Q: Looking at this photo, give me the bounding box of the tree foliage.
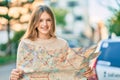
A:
[52,7,68,27]
[97,0,120,36]
[107,11,120,36]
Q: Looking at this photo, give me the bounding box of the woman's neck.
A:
[38,34,51,39]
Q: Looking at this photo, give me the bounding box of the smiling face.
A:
[23,5,56,40]
[37,11,53,38]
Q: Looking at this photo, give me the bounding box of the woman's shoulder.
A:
[18,38,37,50]
[19,38,34,45]
[56,37,68,43]
[54,37,69,47]
[54,37,69,50]
[20,38,30,43]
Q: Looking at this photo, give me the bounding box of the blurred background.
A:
[0,0,120,80]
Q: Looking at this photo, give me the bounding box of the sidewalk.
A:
[0,63,16,80]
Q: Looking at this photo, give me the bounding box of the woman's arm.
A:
[66,45,99,79]
[10,40,25,80]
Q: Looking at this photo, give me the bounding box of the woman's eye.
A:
[39,19,52,22]
[47,19,52,21]
[39,19,43,22]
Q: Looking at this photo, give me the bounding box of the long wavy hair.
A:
[22,5,56,41]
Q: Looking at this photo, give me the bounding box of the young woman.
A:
[10,5,96,80]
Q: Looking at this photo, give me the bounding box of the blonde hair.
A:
[22,5,56,41]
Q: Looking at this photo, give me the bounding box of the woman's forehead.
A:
[40,11,52,19]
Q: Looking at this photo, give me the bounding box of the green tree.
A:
[107,11,120,36]
[52,7,68,28]
[97,0,120,36]
[10,30,25,54]
[0,0,33,55]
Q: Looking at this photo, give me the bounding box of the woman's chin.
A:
[40,31,50,35]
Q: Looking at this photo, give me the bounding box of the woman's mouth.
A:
[41,26,48,30]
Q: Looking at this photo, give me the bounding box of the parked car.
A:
[94,38,120,80]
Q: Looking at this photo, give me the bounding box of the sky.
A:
[89,0,118,23]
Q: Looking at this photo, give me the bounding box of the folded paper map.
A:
[17,41,99,80]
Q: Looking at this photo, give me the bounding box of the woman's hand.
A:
[10,68,24,80]
[83,67,97,80]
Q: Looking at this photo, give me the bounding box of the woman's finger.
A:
[83,67,94,78]
[10,75,19,79]
[11,70,19,75]
[84,67,92,74]
[10,69,23,80]
[17,68,24,74]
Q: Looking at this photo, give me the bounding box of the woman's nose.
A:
[43,20,47,26]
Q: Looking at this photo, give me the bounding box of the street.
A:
[0,63,16,80]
